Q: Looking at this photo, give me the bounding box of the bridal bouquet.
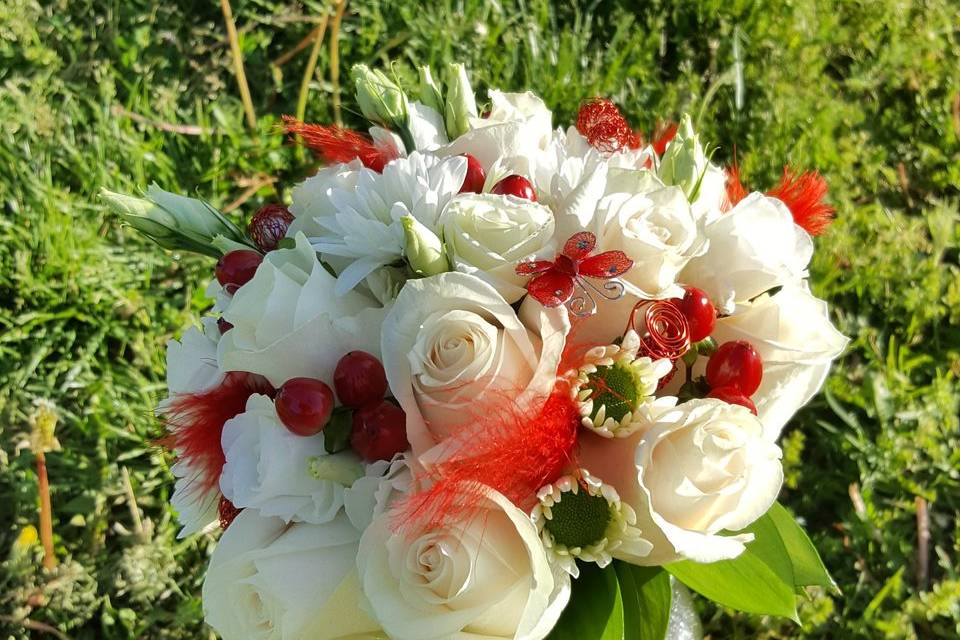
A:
[102,61,847,640]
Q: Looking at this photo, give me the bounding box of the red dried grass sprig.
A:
[767,167,835,236]
[281,116,397,172]
[651,121,678,155]
[159,371,274,493]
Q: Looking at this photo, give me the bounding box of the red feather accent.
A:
[767,167,835,236]
[651,121,678,155]
[281,116,397,172]
[395,382,580,534]
[159,372,274,494]
[725,164,749,209]
[576,98,642,153]
[579,251,633,279]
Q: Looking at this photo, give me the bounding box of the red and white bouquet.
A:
[103,61,847,640]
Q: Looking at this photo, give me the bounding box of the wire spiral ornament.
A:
[627,300,691,361]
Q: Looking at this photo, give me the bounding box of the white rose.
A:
[711,282,848,435]
[380,272,568,459]
[442,90,552,171]
[219,394,363,524]
[203,509,380,640]
[160,318,224,538]
[218,233,386,387]
[579,398,783,564]
[357,484,570,640]
[440,193,556,302]
[595,185,706,299]
[680,192,813,313]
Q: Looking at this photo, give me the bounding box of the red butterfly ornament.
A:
[516,232,633,316]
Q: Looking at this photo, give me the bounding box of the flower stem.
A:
[220,0,258,134]
[329,0,348,127]
[36,451,55,570]
[295,8,332,162]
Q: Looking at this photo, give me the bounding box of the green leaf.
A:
[666,547,799,621]
[740,508,796,589]
[615,563,671,640]
[548,563,624,640]
[323,407,353,454]
[765,503,835,589]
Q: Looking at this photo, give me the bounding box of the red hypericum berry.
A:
[215,250,263,294]
[218,496,242,530]
[350,400,409,462]
[490,175,537,201]
[458,154,486,194]
[707,385,758,415]
[706,340,763,396]
[217,317,233,334]
[334,351,388,409]
[275,377,335,436]
[675,286,716,342]
[248,203,294,252]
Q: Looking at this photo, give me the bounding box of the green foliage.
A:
[0,0,958,638]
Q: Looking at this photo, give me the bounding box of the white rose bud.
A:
[401,214,449,276]
[443,62,478,139]
[101,183,251,258]
[352,64,413,150]
[417,64,444,114]
[440,193,555,302]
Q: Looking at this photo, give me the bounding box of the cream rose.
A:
[203,509,380,640]
[680,192,813,313]
[380,272,568,459]
[440,193,555,302]
[218,233,387,387]
[595,185,706,299]
[711,282,848,435]
[219,394,363,524]
[579,398,783,564]
[357,484,570,640]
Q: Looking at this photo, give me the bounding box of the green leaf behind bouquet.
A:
[548,563,671,640]
[665,501,833,623]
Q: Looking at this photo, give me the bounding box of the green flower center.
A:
[544,489,612,549]
[585,361,642,423]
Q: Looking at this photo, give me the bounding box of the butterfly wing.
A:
[562,232,596,260]
[515,260,555,276]
[578,250,634,279]
[526,271,575,307]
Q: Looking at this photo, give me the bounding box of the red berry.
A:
[275,377,335,436]
[218,496,242,530]
[490,174,537,201]
[458,154,486,194]
[675,286,716,342]
[334,351,388,408]
[215,250,263,294]
[217,317,233,334]
[248,203,294,252]
[707,385,758,415]
[706,340,763,396]
[350,400,409,462]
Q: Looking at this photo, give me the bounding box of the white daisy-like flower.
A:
[569,329,675,438]
[531,468,651,577]
[306,152,467,295]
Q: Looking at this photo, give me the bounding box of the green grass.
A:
[1,0,958,637]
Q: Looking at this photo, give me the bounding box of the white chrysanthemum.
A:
[569,330,675,438]
[531,469,651,578]
[305,152,467,294]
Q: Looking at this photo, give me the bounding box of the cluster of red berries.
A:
[705,341,763,415]
[671,286,763,415]
[274,352,409,463]
[457,153,537,201]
